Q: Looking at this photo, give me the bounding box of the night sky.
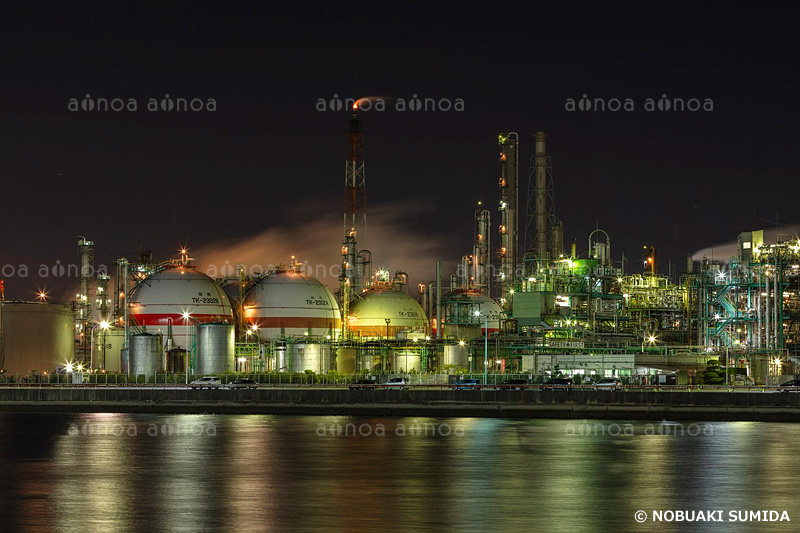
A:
[1,2,798,299]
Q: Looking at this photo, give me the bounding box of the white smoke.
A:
[691,225,800,263]
[193,200,451,291]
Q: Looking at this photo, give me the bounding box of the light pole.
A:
[182,311,193,384]
[384,318,391,373]
[99,320,110,371]
[475,310,488,385]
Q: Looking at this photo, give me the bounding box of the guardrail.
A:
[0,383,787,392]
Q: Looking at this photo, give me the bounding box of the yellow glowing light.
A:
[99,320,110,330]
[458,340,466,346]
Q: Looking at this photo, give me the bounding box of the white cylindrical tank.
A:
[195,323,234,374]
[442,344,470,369]
[244,268,341,340]
[393,352,420,372]
[0,301,75,374]
[130,333,163,375]
[286,342,332,373]
[348,287,428,338]
[129,264,234,352]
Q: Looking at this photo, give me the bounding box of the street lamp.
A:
[475,310,489,385]
[384,318,391,372]
[99,320,110,371]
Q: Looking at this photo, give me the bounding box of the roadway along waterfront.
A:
[2,386,800,421]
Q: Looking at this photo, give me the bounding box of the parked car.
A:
[540,378,573,391]
[383,377,409,390]
[778,379,800,392]
[189,376,222,389]
[592,378,622,391]
[452,379,481,390]
[497,379,528,391]
[226,378,258,390]
[349,379,377,390]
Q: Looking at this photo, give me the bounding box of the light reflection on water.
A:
[0,414,798,532]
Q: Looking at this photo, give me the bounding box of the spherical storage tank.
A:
[348,287,428,338]
[244,268,341,339]
[0,301,74,374]
[442,290,504,338]
[129,265,234,353]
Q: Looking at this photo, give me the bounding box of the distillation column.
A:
[473,206,491,295]
[498,132,519,306]
[76,237,94,363]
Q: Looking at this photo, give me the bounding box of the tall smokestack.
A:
[533,132,548,257]
[436,261,443,339]
[340,102,366,309]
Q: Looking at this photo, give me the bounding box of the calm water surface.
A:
[0,413,798,532]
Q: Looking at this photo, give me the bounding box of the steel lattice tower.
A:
[340,104,366,332]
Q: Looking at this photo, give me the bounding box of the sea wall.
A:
[2,387,800,421]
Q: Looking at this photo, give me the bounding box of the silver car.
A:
[189,376,222,389]
[383,377,409,390]
[592,378,622,391]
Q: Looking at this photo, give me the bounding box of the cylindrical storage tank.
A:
[360,344,384,372]
[195,323,234,375]
[166,348,187,373]
[360,354,381,372]
[348,287,428,339]
[275,342,288,372]
[130,333,163,375]
[129,264,234,353]
[244,268,341,340]
[442,344,470,369]
[121,348,129,374]
[336,347,356,373]
[287,343,331,373]
[393,352,420,373]
[0,301,75,375]
[91,327,125,373]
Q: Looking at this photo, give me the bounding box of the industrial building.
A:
[1,104,796,385]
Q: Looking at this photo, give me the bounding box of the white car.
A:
[189,376,222,389]
[592,378,622,391]
[383,377,409,390]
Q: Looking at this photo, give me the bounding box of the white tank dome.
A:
[129,264,234,351]
[243,269,341,339]
[348,287,428,338]
[442,290,505,334]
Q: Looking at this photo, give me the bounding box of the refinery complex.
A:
[1,102,798,385]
